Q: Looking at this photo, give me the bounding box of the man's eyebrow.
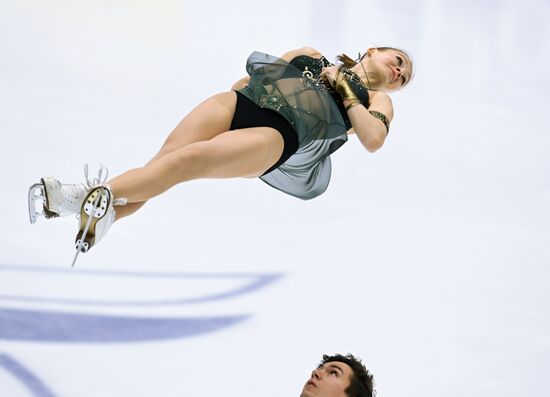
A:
[325,363,344,373]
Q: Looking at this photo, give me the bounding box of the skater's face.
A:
[360,48,413,92]
[300,361,354,397]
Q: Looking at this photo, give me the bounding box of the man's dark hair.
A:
[320,353,375,397]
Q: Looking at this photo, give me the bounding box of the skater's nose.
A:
[311,368,321,380]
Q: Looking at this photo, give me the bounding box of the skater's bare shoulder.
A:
[280,46,323,62]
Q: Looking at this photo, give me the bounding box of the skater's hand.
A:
[320,66,340,87]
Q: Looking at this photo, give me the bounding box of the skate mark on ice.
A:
[0,353,57,397]
[0,307,248,342]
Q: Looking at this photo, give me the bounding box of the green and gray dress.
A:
[238,52,370,200]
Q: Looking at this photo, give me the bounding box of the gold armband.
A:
[369,110,390,133]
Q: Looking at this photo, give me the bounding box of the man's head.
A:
[300,354,375,397]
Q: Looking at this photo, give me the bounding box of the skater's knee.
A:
[158,145,205,177]
[153,139,186,161]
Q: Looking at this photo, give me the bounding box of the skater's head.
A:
[300,354,375,397]
[337,47,413,93]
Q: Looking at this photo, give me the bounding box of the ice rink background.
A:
[1,0,549,396]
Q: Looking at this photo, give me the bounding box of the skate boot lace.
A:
[84,163,109,188]
[83,163,127,206]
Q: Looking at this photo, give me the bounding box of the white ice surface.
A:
[1,1,549,396]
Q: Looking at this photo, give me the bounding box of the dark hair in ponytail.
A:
[336,53,358,69]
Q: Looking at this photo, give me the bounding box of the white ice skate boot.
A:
[72,185,127,267]
[28,178,88,223]
[28,165,109,224]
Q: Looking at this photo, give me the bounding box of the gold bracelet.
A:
[345,101,361,111]
[337,78,359,101]
[335,69,359,101]
[334,68,341,85]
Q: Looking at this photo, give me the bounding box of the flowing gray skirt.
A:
[238,52,348,200]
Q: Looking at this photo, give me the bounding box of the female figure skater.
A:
[28,46,413,260]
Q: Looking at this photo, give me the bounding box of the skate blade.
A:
[28,183,45,224]
[72,187,110,267]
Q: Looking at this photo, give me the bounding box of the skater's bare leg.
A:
[114,202,146,220]
[109,127,284,203]
[152,91,238,155]
[113,91,238,219]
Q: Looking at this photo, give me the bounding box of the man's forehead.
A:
[318,361,352,373]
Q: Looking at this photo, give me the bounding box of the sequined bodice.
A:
[288,55,370,129]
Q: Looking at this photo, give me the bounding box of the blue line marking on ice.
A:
[0,353,57,397]
[0,308,249,342]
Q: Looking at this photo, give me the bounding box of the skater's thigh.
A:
[193,127,285,178]
[151,91,237,161]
